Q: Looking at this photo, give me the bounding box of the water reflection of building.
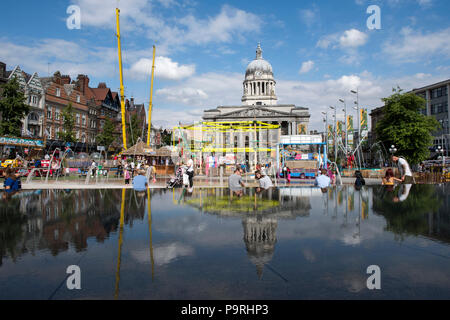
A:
[243,216,277,278]
[183,188,311,278]
[0,189,149,264]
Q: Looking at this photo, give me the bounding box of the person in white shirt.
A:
[186,156,194,188]
[255,171,273,191]
[391,155,414,184]
[315,169,331,188]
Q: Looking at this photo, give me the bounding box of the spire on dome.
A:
[256,43,262,60]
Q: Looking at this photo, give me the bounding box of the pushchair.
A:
[167,166,185,188]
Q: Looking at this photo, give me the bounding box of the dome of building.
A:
[245,43,273,77]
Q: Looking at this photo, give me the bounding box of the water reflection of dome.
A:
[243,217,277,279]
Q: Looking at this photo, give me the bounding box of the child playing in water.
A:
[124,168,131,185]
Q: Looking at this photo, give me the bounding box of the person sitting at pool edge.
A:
[3,168,21,193]
[255,170,273,191]
[315,169,331,189]
[132,170,148,191]
[382,168,402,186]
[229,168,245,190]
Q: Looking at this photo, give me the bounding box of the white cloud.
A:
[130,56,195,80]
[316,29,368,49]
[299,60,315,74]
[71,1,262,51]
[156,72,243,107]
[383,28,450,63]
[339,29,368,48]
[0,38,118,79]
[299,6,319,28]
[131,242,194,266]
[157,87,208,104]
[176,5,262,45]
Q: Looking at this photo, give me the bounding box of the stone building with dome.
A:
[200,44,311,166]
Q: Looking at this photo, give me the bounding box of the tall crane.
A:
[115,8,127,150]
[147,45,156,146]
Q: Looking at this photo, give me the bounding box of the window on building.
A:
[77,95,81,103]
[76,114,80,125]
[431,105,437,114]
[55,111,60,121]
[47,109,52,119]
[82,115,86,126]
[56,88,61,97]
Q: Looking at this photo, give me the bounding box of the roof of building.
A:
[245,44,273,77]
[411,79,450,92]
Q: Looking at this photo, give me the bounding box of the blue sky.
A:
[1,0,449,130]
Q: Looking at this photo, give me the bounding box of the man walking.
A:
[391,155,414,184]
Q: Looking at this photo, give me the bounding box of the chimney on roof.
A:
[76,74,90,94]
[98,82,107,88]
[61,74,71,85]
[130,97,134,108]
[0,62,5,78]
[53,71,62,84]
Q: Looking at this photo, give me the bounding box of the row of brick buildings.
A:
[0,61,162,152]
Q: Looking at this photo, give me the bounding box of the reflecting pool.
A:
[1,185,450,300]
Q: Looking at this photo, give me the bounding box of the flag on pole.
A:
[347,116,354,148]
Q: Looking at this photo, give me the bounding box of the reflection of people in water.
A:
[394,184,412,203]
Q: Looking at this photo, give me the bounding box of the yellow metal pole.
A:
[114,188,126,299]
[147,188,155,280]
[116,8,127,150]
[147,45,156,146]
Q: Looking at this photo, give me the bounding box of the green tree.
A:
[0,77,30,136]
[376,87,440,165]
[58,103,77,142]
[97,118,116,148]
[126,114,142,146]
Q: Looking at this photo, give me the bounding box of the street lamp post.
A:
[436,146,445,170]
[389,145,397,168]
[330,106,337,163]
[322,111,328,161]
[351,89,362,169]
[339,99,348,161]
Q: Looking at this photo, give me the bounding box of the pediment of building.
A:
[221,106,291,118]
